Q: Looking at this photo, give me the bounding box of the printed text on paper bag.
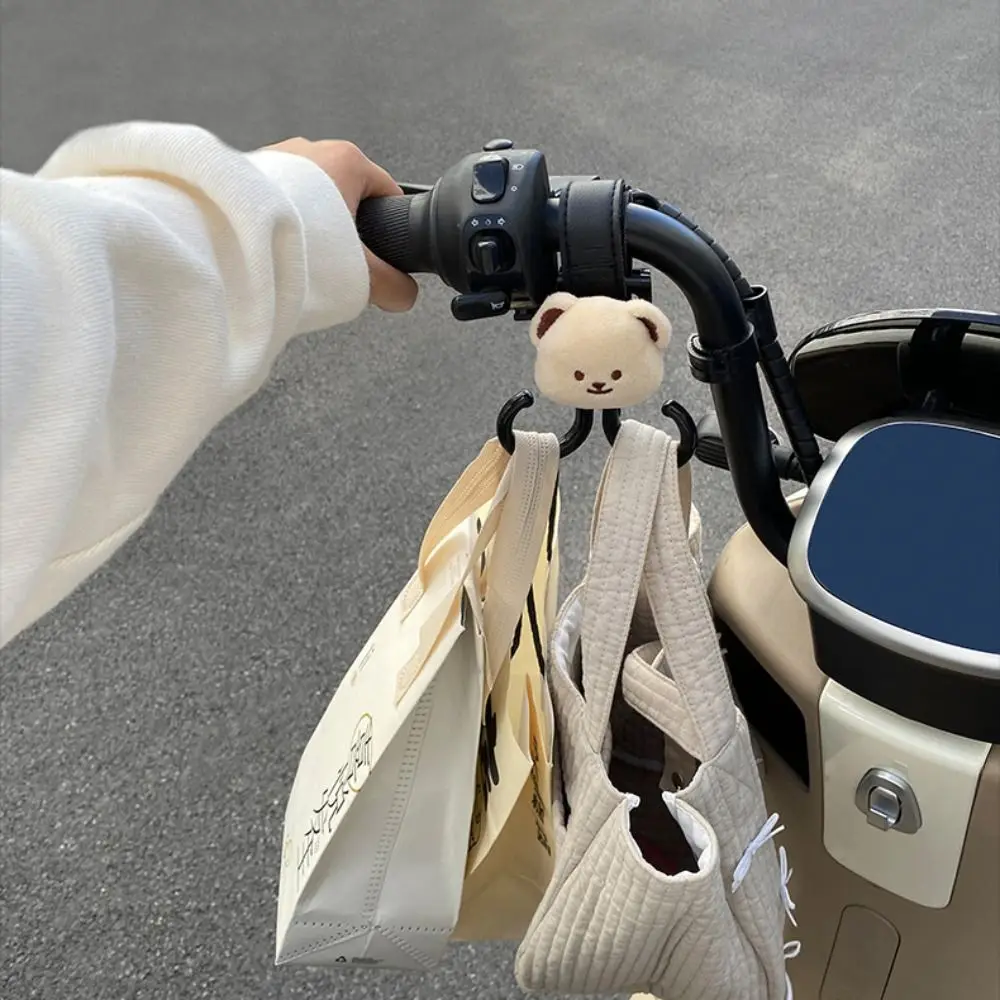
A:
[297,714,374,880]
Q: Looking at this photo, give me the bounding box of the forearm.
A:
[0,122,370,647]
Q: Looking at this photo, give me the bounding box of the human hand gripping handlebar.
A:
[356,139,823,564]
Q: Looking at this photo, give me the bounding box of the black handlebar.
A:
[354,144,814,564]
[622,205,798,561]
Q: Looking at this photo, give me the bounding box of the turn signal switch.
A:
[469,230,516,276]
[450,228,517,320]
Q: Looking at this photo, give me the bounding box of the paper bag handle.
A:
[403,439,510,612]
[479,432,560,694]
[394,432,558,702]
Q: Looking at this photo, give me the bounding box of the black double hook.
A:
[496,391,599,457]
[496,391,696,465]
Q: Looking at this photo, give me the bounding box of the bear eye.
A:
[611,369,622,380]
[574,370,585,381]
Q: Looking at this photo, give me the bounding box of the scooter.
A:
[354,139,1000,1000]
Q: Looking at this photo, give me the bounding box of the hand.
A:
[266,138,419,313]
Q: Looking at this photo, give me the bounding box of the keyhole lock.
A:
[854,768,923,834]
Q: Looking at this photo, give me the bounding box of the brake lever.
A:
[695,412,806,483]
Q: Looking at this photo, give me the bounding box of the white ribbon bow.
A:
[731,813,802,999]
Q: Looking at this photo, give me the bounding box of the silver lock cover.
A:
[855,768,923,834]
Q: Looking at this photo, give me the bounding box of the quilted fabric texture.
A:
[514,421,791,999]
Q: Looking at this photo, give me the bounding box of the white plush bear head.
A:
[529,292,672,409]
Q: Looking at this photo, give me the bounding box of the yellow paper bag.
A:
[453,490,560,940]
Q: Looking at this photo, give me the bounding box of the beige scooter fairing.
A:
[703,496,999,1000]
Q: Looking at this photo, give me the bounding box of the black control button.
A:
[472,236,501,275]
[471,154,508,203]
[482,138,514,151]
[469,230,515,275]
[451,291,510,321]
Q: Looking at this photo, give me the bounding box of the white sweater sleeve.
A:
[0,121,372,647]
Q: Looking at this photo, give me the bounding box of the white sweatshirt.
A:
[0,122,372,649]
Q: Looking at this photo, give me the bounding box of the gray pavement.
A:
[1,1,998,998]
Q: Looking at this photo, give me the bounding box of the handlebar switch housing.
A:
[434,147,556,316]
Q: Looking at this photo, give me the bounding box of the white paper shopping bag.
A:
[275,431,559,970]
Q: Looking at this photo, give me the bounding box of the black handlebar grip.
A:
[355,192,434,274]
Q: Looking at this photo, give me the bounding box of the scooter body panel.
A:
[709,512,1000,1000]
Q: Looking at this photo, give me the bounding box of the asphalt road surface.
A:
[1,1,997,998]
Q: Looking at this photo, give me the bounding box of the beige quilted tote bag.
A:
[514,420,798,999]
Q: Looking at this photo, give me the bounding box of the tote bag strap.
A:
[585,441,694,552]
[620,643,705,760]
[642,438,737,759]
[480,430,560,693]
[579,420,670,751]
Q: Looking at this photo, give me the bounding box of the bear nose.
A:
[591,381,606,390]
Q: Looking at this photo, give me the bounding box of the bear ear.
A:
[626,299,672,352]
[530,292,578,345]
